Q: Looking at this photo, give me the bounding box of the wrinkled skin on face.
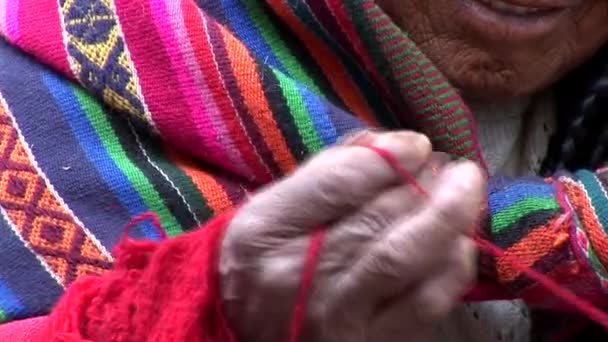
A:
[377,0,608,99]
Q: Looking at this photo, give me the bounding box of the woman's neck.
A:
[466,94,556,176]
[466,97,531,175]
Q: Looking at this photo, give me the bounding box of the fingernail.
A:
[414,134,431,153]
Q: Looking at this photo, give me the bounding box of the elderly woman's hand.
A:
[219,130,485,342]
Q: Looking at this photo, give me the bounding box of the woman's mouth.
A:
[456,0,582,43]
[475,0,557,16]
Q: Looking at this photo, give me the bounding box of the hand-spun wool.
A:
[42,211,236,342]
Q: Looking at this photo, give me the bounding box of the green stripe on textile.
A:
[377,30,400,43]
[576,170,608,231]
[74,88,183,236]
[432,82,450,93]
[244,0,322,95]
[588,248,608,278]
[348,0,480,162]
[287,0,397,126]
[128,125,213,227]
[492,197,560,234]
[272,69,323,152]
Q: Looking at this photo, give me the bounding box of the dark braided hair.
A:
[540,45,608,175]
[535,44,608,338]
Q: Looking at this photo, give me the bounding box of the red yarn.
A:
[122,211,168,240]
[288,145,608,342]
[474,238,608,329]
[288,227,326,342]
[42,145,608,342]
[43,210,237,342]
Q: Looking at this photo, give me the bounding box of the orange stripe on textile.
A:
[561,179,608,266]
[497,222,569,283]
[265,0,378,126]
[218,24,298,174]
[167,149,234,214]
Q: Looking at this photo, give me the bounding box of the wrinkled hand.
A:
[219,130,485,342]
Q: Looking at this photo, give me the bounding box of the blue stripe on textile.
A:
[0,41,150,246]
[0,215,62,320]
[41,72,159,240]
[488,181,555,214]
[220,0,287,74]
[296,83,338,146]
[0,279,25,322]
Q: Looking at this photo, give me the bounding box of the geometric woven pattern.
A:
[60,0,148,121]
[0,100,112,286]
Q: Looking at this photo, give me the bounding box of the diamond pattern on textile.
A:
[0,105,112,286]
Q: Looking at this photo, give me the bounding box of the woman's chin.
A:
[377,0,608,100]
[450,73,546,100]
[431,51,553,100]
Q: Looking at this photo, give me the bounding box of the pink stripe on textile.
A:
[114,0,212,166]
[149,0,224,159]
[0,316,48,341]
[196,8,272,182]
[15,0,71,76]
[0,0,7,37]
[159,0,252,177]
[2,0,19,42]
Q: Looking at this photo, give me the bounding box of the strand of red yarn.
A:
[289,228,326,342]
[122,212,169,240]
[288,145,608,342]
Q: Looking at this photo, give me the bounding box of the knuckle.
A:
[316,165,356,207]
[305,145,352,172]
[413,276,461,322]
[314,150,375,207]
[367,236,410,280]
[431,203,459,229]
[431,192,478,234]
[259,255,301,290]
[447,162,484,203]
[455,239,478,286]
[379,131,432,163]
[226,209,268,254]
[448,260,476,295]
[336,129,377,146]
[417,294,452,322]
[357,209,393,237]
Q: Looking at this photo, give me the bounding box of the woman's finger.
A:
[368,236,476,341]
[324,151,452,253]
[408,236,478,322]
[232,131,432,234]
[340,161,484,301]
[323,157,445,260]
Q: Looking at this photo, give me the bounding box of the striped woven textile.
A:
[0,0,606,326]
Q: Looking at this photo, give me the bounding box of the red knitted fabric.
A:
[42,210,237,342]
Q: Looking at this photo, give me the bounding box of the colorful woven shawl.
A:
[0,0,607,327]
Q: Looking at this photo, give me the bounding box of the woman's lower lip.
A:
[456,0,572,43]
